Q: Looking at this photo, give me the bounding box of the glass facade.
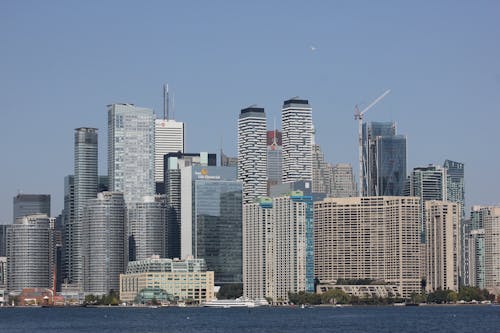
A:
[13,194,51,223]
[376,135,407,196]
[108,104,155,203]
[362,122,407,196]
[192,166,243,285]
[444,159,465,218]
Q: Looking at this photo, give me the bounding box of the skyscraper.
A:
[238,106,267,204]
[13,194,50,223]
[73,127,98,287]
[83,192,125,295]
[362,121,406,196]
[180,165,243,286]
[444,159,465,218]
[281,98,313,183]
[331,163,357,198]
[126,195,166,262]
[314,196,422,298]
[154,119,184,194]
[6,215,53,291]
[467,206,487,288]
[164,152,216,259]
[406,165,447,241]
[425,201,460,292]
[266,130,282,192]
[312,144,332,195]
[243,191,313,303]
[62,175,75,283]
[108,103,155,203]
[483,206,500,295]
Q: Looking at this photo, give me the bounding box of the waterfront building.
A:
[0,225,7,257]
[331,163,357,198]
[314,196,421,298]
[120,256,214,304]
[13,194,50,223]
[425,201,460,292]
[154,119,184,194]
[126,195,166,262]
[73,127,98,288]
[238,106,267,204]
[281,98,313,183]
[164,152,216,259]
[83,192,125,295]
[483,206,500,295]
[467,206,486,288]
[362,122,406,196]
[243,191,313,303]
[108,103,155,203]
[181,166,242,286]
[0,256,6,289]
[62,175,75,284]
[266,130,282,192]
[6,215,53,291]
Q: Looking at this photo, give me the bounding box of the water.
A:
[0,305,499,333]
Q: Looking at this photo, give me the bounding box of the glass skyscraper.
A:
[108,103,155,203]
[83,192,125,294]
[181,166,242,286]
[362,121,406,196]
[164,152,216,259]
[13,194,50,223]
[444,159,465,218]
[73,127,98,287]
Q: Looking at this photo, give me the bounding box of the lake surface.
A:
[0,305,498,333]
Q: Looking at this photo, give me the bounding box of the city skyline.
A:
[1,1,500,223]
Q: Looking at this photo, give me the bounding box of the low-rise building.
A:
[120,256,214,304]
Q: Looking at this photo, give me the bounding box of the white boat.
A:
[203,298,258,308]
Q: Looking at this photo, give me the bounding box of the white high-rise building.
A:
[108,104,155,203]
[484,206,500,295]
[281,98,313,183]
[425,201,460,292]
[238,106,267,204]
[154,119,184,184]
[243,192,314,303]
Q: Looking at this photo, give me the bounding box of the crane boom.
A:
[355,89,391,196]
[358,89,391,117]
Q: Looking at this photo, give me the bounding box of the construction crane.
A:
[354,89,391,197]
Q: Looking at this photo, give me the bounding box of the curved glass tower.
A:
[83,192,125,295]
[73,127,98,287]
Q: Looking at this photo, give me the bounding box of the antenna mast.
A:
[163,83,169,120]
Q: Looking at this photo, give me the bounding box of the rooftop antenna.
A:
[163,83,169,120]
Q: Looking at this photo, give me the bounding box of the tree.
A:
[320,289,350,304]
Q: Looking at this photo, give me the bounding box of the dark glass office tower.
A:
[444,159,465,218]
[13,194,50,223]
[362,121,406,196]
[184,166,242,286]
[164,152,216,259]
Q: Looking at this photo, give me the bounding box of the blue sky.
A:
[0,1,499,223]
